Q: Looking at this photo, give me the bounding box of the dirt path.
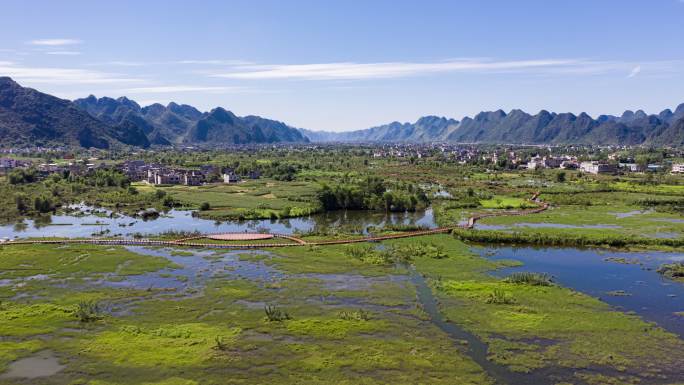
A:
[1,193,548,249]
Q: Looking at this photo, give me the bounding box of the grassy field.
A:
[479,196,535,209]
[133,179,321,220]
[477,191,684,241]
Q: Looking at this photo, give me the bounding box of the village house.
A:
[154,171,182,185]
[222,171,241,184]
[542,156,564,169]
[620,163,644,172]
[580,161,617,175]
[671,163,684,174]
[0,158,29,175]
[183,171,204,186]
[0,158,19,169]
[526,158,542,170]
[647,164,663,172]
[560,160,578,169]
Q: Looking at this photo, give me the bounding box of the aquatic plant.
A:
[347,245,376,260]
[264,304,291,322]
[485,289,515,304]
[338,309,370,321]
[373,223,429,232]
[452,228,684,248]
[213,336,229,351]
[657,262,684,281]
[505,272,553,286]
[74,300,102,322]
[606,290,632,297]
[346,245,401,265]
[393,242,447,259]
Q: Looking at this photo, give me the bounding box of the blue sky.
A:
[1,0,684,131]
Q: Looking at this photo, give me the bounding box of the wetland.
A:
[1,145,684,384]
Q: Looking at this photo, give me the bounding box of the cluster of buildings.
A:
[1,157,105,176]
[118,160,260,186]
[0,158,30,174]
[523,155,577,170]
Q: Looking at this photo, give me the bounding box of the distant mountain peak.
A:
[300,103,684,145]
[0,77,308,148]
[0,77,147,148]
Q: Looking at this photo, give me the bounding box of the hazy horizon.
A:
[2,0,684,132]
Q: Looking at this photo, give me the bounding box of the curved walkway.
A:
[0,193,548,249]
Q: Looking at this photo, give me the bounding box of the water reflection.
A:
[0,206,436,239]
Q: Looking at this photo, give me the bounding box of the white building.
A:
[671,164,684,174]
[222,172,241,183]
[620,163,644,172]
[580,161,617,175]
[154,172,181,185]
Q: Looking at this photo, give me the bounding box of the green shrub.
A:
[74,300,102,322]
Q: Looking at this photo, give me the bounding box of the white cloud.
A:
[177,59,253,65]
[104,61,147,66]
[122,85,244,94]
[0,62,143,84]
[208,59,633,80]
[28,39,82,46]
[46,51,82,56]
[627,65,642,78]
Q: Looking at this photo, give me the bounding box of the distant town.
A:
[2,143,684,185]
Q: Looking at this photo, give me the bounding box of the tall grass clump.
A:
[486,289,515,304]
[214,336,229,351]
[505,272,553,286]
[346,245,406,265]
[264,304,291,322]
[74,300,102,322]
[338,309,370,321]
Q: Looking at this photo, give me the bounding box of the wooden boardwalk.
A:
[0,193,548,250]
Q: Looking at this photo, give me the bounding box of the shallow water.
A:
[303,273,408,291]
[512,223,622,229]
[612,209,654,219]
[473,222,624,231]
[0,350,64,379]
[0,206,436,239]
[476,246,684,336]
[651,232,681,239]
[95,247,284,291]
